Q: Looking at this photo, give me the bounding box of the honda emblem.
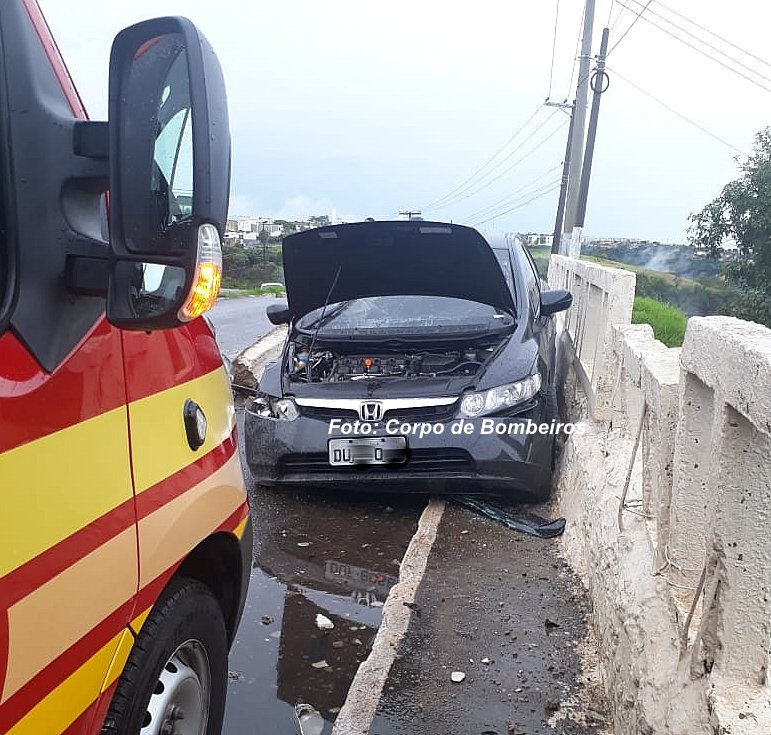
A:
[359,401,383,422]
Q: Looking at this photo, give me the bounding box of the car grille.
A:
[279,448,474,474]
[300,402,459,422]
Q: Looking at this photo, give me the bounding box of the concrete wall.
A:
[548,255,636,416]
[550,254,771,734]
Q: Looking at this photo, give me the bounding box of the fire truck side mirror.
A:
[105,16,230,330]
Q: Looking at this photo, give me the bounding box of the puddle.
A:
[224,428,424,734]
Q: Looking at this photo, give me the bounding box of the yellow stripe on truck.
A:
[7,630,124,735]
[0,407,131,577]
[129,367,235,494]
[137,452,245,588]
[3,527,137,702]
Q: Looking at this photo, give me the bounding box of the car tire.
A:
[101,577,227,735]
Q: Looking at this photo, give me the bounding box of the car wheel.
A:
[101,577,227,735]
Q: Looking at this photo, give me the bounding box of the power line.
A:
[605,0,615,28]
[611,3,771,94]
[547,0,561,100]
[431,116,568,211]
[565,11,584,100]
[422,104,544,211]
[607,65,749,156]
[608,0,653,55]
[428,109,563,211]
[464,165,562,220]
[467,179,562,225]
[652,0,771,70]
[471,184,562,226]
[609,0,629,33]
[624,0,771,84]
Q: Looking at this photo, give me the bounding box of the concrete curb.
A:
[332,498,446,735]
[231,325,287,392]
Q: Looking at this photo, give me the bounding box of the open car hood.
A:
[282,221,516,320]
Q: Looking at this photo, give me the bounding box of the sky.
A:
[42,0,771,242]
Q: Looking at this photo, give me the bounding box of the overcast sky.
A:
[43,0,771,242]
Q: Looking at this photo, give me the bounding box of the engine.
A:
[287,346,490,383]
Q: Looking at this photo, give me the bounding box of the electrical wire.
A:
[606,0,615,26]
[611,3,771,94]
[546,0,561,100]
[467,178,562,224]
[464,165,563,221]
[427,109,562,211]
[609,0,630,33]
[624,0,771,84]
[470,183,562,226]
[652,0,771,70]
[608,0,653,55]
[565,8,584,100]
[430,115,567,211]
[421,104,544,211]
[606,65,749,156]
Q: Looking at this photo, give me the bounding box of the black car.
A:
[244,220,572,499]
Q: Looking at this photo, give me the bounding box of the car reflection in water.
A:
[223,488,419,735]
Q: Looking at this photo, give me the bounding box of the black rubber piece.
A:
[452,495,566,538]
[101,577,228,735]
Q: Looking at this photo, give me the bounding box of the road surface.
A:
[209,295,284,359]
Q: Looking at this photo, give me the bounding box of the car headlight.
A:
[252,395,299,421]
[459,373,542,418]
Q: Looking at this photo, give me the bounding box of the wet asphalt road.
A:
[209,297,426,734]
[209,295,285,358]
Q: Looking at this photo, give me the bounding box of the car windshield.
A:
[296,295,514,336]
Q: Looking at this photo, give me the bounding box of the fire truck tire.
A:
[101,576,228,735]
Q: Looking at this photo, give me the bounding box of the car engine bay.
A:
[287,343,498,383]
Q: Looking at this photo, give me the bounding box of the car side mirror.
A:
[266,303,291,326]
[540,289,573,316]
[105,17,230,330]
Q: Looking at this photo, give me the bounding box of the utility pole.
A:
[571,26,610,258]
[551,102,576,255]
[563,0,596,248]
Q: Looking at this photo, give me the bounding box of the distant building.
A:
[524,233,553,247]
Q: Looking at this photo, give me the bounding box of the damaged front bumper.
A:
[243,397,554,498]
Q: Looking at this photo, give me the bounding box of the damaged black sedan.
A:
[244,220,572,499]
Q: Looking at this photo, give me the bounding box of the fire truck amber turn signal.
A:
[179,223,224,321]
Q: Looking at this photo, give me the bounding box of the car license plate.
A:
[328,436,407,466]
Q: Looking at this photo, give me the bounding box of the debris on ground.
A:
[452,495,566,538]
[293,703,324,735]
[260,615,273,625]
[311,660,329,669]
[315,613,334,630]
[450,671,466,683]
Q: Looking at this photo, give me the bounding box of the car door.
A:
[0,2,138,733]
[512,242,555,382]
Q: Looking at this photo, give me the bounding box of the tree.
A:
[688,127,771,327]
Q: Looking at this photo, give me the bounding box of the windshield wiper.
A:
[304,300,351,330]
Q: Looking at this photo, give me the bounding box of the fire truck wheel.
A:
[101,576,228,735]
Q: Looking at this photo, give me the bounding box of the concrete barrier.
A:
[548,254,636,416]
[550,254,771,734]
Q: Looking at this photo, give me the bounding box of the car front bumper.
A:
[244,399,554,498]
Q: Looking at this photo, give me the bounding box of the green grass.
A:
[632,297,687,347]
